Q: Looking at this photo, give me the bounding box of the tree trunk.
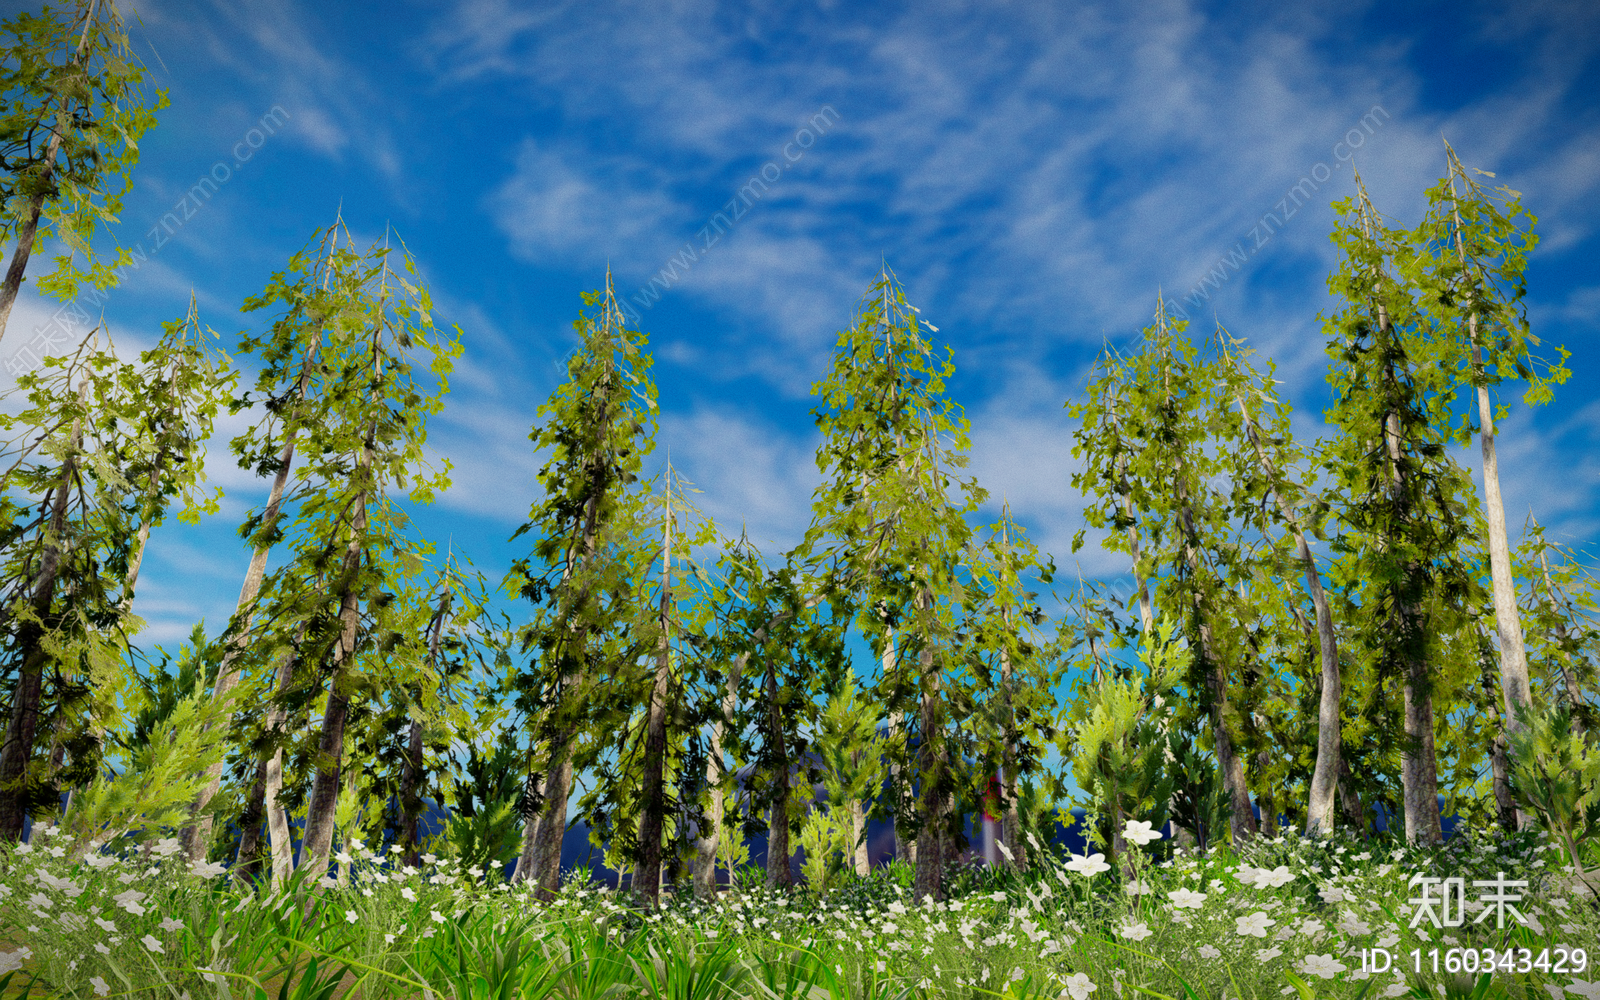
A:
[0,0,101,347]
[1336,757,1365,834]
[1383,407,1443,845]
[182,426,303,861]
[254,622,305,888]
[764,662,792,890]
[0,393,82,842]
[1235,390,1343,837]
[1174,493,1256,845]
[233,753,270,885]
[1448,183,1534,798]
[693,652,741,898]
[851,796,869,875]
[397,718,425,869]
[635,478,675,905]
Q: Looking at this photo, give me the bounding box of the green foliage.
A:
[796,803,851,898]
[0,0,169,301]
[1506,700,1600,872]
[58,661,242,855]
[1064,615,1183,857]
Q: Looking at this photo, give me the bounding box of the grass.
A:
[1,820,1597,1000]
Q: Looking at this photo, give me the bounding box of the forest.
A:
[2,3,1598,1000]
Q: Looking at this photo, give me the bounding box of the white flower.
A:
[159,916,184,932]
[400,886,416,901]
[1064,972,1098,1000]
[89,976,109,997]
[1565,982,1600,1000]
[150,837,182,857]
[1319,885,1347,903]
[1123,820,1161,846]
[1255,865,1295,888]
[1383,983,1410,998]
[141,934,164,954]
[1300,954,1347,979]
[1257,947,1283,961]
[345,910,358,924]
[26,892,52,910]
[85,854,116,869]
[1170,888,1207,909]
[1124,879,1150,896]
[384,933,397,945]
[335,852,353,865]
[112,889,147,916]
[430,909,446,924]
[1065,852,1112,877]
[94,943,111,956]
[93,917,117,933]
[1337,913,1372,936]
[190,860,228,879]
[997,840,1015,861]
[1198,945,1221,959]
[1118,921,1152,942]
[1236,911,1276,937]
[1546,986,1566,1000]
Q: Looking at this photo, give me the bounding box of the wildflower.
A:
[997,840,1015,861]
[90,977,109,997]
[1319,885,1347,903]
[1123,819,1161,846]
[1118,921,1152,942]
[1064,852,1112,877]
[1198,944,1221,959]
[1170,888,1207,909]
[385,933,397,945]
[1300,954,1347,979]
[1255,865,1294,888]
[150,837,182,857]
[85,855,116,869]
[1565,983,1600,1000]
[1064,972,1098,1000]
[1383,983,1411,998]
[191,860,228,879]
[1124,880,1150,896]
[430,909,446,924]
[1236,911,1275,937]
[141,935,164,954]
[113,889,147,916]
[94,917,116,933]
[1257,947,1283,961]
[345,910,358,924]
[27,892,51,910]
[94,943,111,956]
[159,916,184,932]
[401,886,417,901]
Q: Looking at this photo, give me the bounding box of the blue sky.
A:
[3,0,1598,654]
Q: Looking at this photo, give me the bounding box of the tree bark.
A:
[183,357,311,861]
[635,475,674,905]
[693,652,741,898]
[764,661,792,890]
[1235,390,1342,837]
[1447,178,1534,797]
[0,389,83,842]
[1537,545,1586,712]
[233,752,270,885]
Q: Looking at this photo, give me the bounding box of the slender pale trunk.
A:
[183,350,314,860]
[0,0,100,346]
[692,653,741,898]
[1447,178,1534,774]
[882,626,913,865]
[0,383,84,842]
[636,474,675,905]
[259,622,306,887]
[764,661,792,889]
[233,753,270,884]
[1236,391,1342,836]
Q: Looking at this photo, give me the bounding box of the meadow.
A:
[3,819,1595,1000]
